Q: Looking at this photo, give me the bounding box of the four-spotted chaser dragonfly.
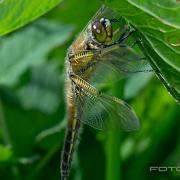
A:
[60,5,152,180]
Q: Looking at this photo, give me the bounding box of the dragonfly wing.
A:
[100,45,153,74]
[90,46,153,84]
[74,79,140,131]
[72,46,153,84]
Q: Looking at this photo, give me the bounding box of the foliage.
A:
[0,19,73,86]
[0,0,63,36]
[106,0,180,103]
[0,0,179,180]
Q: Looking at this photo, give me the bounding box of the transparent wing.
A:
[74,82,140,131]
[97,45,153,75]
[73,45,153,83]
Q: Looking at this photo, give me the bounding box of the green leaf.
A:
[105,0,180,102]
[0,0,63,36]
[17,62,63,114]
[0,19,74,86]
[0,145,13,162]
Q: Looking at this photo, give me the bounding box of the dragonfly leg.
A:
[104,30,136,49]
[113,24,130,40]
[118,30,136,43]
[110,17,122,23]
[100,43,128,56]
[131,39,142,47]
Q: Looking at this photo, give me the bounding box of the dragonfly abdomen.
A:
[61,117,81,179]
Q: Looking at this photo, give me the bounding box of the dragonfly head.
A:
[91,18,112,44]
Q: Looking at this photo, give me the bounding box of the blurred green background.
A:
[0,0,179,180]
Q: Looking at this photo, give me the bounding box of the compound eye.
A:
[91,20,107,43]
[100,18,112,39]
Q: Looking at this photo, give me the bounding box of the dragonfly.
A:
[60,5,153,180]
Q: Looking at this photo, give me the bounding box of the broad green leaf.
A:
[17,62,63,114]
[0,0,63,35]
[0,19,74,86]
[105,0,180,103]
[2,95,65,156]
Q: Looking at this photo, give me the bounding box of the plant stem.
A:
[0,98,10,144]
[105,80,125,180]
[106,131,121,180]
